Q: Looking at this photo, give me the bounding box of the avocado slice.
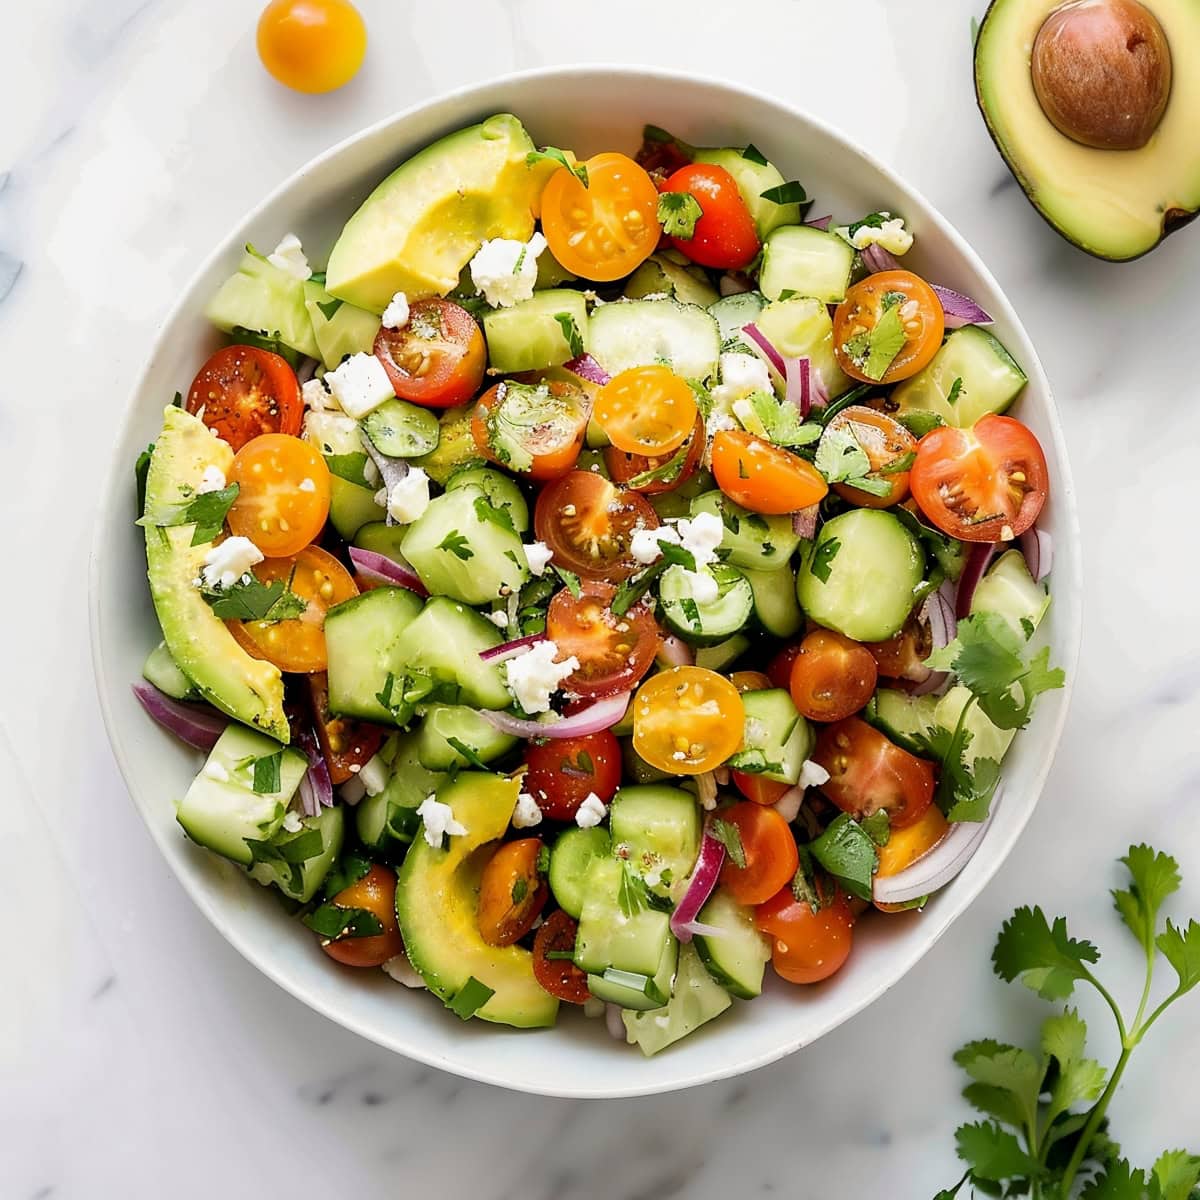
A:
[325,114,555,312]
[975,0,1200,260]
[396,773,559,1028]
[143,407,288,741]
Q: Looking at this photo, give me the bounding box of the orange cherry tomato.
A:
[661,163,760,270]
[729,670,773,693]
[186,345,302,452]
[632,666,745,776]
[532,910,590,1004]
[471,379,589,481]
[604,416,704,495]
[755,884,855,984]
[833,270,944,385]
[710,430,828,515]
[593,365,698,456]
[477,839,549,947]
[876,805,949,880]
[540,152,660,282]
[373,298,485,409]
[306,672,387,785]
[823,406,918,508]
[717,801,800,906]
[319,864,405,967]
[227,544,358,673]
[731,772,792,806]
[789,629,879,723]
[865,616,933,683]
[227,433,331,557]
[256,0,367,94]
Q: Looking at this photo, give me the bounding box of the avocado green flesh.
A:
[395,773,559,1028]
[143,407,288,741]
[325,114,553,311]
[975,0,1200,260]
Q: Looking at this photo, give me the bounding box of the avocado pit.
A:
[1031,0,1172,150]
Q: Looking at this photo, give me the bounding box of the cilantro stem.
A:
[1129,940,1156,1037]
[1079,965,1129,1045]
[1057,1045,1133,1198]
[1137,985,1186,1040]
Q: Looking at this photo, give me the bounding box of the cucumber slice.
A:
[575,856,674,978]
[695,148,802,237]
[621,941,731,1054]
[658,563,754,645]
[204,248,320,360]
[352,521,412,565]
[755,296,854,398]
[356,733,440,851]
[624,254,719,308]
[708,292,765,352]
[444,465,530,533]
[247,804,344,903]
[329,475,385,540]
[693,888,771,999]
[362,399,440,458]
[142,640,197,700]
[303,279,380,371]
[547,826,611,918]
[483,288,589,373]
[588,298,720,381]
[759,226,856,304]
[608,785,702,896]
[890,326,1026,427]
[935,685,1015,769]
[733,688,813,785]
[689,490,801,571]
[743,565,803,637]
[797,509,924,642]
[970,550,1050,638]
[694,633,750,673]
[415,704,518,770]
[865,689,939,756]
[411,404,484,484]
[587,935,679,1013]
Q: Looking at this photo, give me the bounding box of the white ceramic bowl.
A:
[90,66,1081,1098]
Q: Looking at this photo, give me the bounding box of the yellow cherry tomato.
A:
[257,0,367,95]
[632,666,745,775]
[593,365,699,456]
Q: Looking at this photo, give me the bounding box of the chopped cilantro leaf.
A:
[554,312,585,358]
[446,737,490,770]
[552,564,583,598]
[898,410,946,438]
[808,813,878,901]
[437,529,474,560]
[473,493,517,536]
[726,748,783,775]
[626,440,691,489]
[657,541,698,573]
[711,818,746,869]
[201,571,308,623]
[840,302,907,382]
[809,536,841,583]
[324,452,372,488]
[760,181,808,206]
[138,482,241,546]
[511,877,528,905]
[814,425,892,497]
[446,975,496,1019]
[302,903,385,940]
[946,377,964,407]
[741,143,768,165]
[251,750,282,794]
[880,450,917,475]
[746,390,822,448]
[657,191,704,239]
[527,147,587,186]
[611,564,664,617]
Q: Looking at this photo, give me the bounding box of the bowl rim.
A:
[88,62,1082,1098]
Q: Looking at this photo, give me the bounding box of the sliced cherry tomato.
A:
[729,670,773,693]
[546,580,660,699]
[186,345,302,451]
[823,406,917,508]
[533,471,659,581]
[522,730,622,821]
[766,644,804,691]
[789,629,878,723]
[374,298,485,409]
[732,772,792,806]
[256,0,366,94]
[532,910,590,1003]
[632,667,745,776]
[910,414,1049,542]
[661,163,760,270]
[319,863,405,967]
[866,615,933,682]
[227,544,358,672]
[812,717,935,830]
[876,804,949,880]
[604,415,704,495]
[717,801,800,906]
[477,839,549,947]
[306,673,387,785]
[833,270,945,385]
[226,433,331,557]
[593,365,698,456]
[755,884,855,984]
[540,153,660,282]
[471,379,589,481]
[710,430,828,515]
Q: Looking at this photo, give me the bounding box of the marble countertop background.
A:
[3,0,1199,1195]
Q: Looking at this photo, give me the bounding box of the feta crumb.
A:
[843,213,913,256]
[382,954,427,989]
[679,568,719,606]
[417,794,468,848]
[267,232,312,280]
[359,754,389,797]
[469,232,547,308]
[281,810,303,833]
[203,760,230,783]
[197,464,226,494]
[504,640,580,714]
[798,759,831,790]
[512,791,544,829]
[643,865,663,888]
[575,791,607,828]
[711,351,774,413]
[381,291,411,330]
[301,377,336,412]
[706,410,736,434]
[673,512,724,569]
[199,536,263,589]
[386,467,430,524]
[325,352,395,419]
[298,477,316,493]
[487,610,510,629]
[524,541,554,576]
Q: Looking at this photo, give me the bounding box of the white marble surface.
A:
[4,0,1200,1195]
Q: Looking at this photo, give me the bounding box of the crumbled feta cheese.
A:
[673,512,724,570]
[199,536,263,589]
[487,610,510,629]
[630,524,673,565]
[325,352,395,419]
[706,410,737,434]
[643,865,663,888]
[711,351,774,413]
[301,377,336,412]
[381,291,410,330]
[843,213,913,255]
[524,541,554,576]
[798,759,831,790]
[298,477,316,493]
[203,760,230,783]
[512,791,544,829]
[267,232,312,280]
[469,232,547,308]
[359,754,389,797]
[197,464,226,494]
[382,954,427,989]
[679,568,719,606]
[575,792,607,828]
[504,640,579,714]
[281,810,303,833]
[417,794,468,848]
[386,467,430,524]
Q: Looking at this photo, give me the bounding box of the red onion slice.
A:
[565,353,611,387]
[656,635,695,669]
[295,356,319,385]
[480,691,631,740]
[1019,526,1052,583]
[912,581,958,696]
[478,633,547,665]
[791,504,820,540]
[348,547,428,596]
[131,682,228,751]
[741,322,786,380]
[931,284,993,329]
[955,542,998,620]
[784,356,811,417]
[860,243,902,274]
[293,721,335,812]
[805,214,833,230]
[670,823,726,943]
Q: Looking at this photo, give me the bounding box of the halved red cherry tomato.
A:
[755,884,855,984]
[227,433,331,557]
[832,270,944,385]
[522,730,622,821]
[633,667,745,776]
[710,430,828,515]
[593,365,698,456]
[910,414,1049,542]
[823,406,917,508]
[373,298,485,409]
[635,130,691,177]
[533,471,660,581]
[532,910,590,1003]
[546,580,661,699]
[789,629,879,723]
[477,839,549,947]
[541,153,660,282]
[604,415,704,495]
[227,544,358,673]
[812,717,935,830]
[472,379,589,481]
[320,863,405,967]
[186,345,302,451]
[306,672,387,785]
[717,801,800,906]
[661,163,760,270]
[732,772,792,806]
[766,643,804,691]
[865,615,933,682]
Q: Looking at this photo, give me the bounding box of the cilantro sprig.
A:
[840,302,907,382]
[200,570,308,623]
[938,846,1200,1199]
[657,191,704,239]
[814,425,893,498]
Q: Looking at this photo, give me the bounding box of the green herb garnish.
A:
[657,191,704,239]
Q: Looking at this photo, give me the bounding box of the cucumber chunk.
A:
[329,475,385,540]
[708,292,765,352]
[362,398,440,458]
[936,685,1015,769]
[695,147,803,237]
[142,640,197,700]
[303,279,380,370]
[247,804,344,903]
[204,248,320,360]
[588,935,679,1013]
[608,785,702,896]
[624,253,719,308]
[356,733,440,851]
[588,298,720,381]
[548,826,611,918]
[444,465,530,533]
[658,563,754,645]
[743,565,804,638]
[621,941,732,1055]
[351,521,411,565]
[415,704,518,770]
[575,856,675,980]
[693,888,771,999]
[797,509,924,642]
[694,633,750,673]
[411,404,484,484]
[865,689,940,756]
[483,289,589,373]
[755,296,854,398]
[733,688,814,785]
[969,550,1050,638]
[689,490,801,571]
[758,226,856,304]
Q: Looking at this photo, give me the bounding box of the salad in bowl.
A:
[128,109,1063,1057]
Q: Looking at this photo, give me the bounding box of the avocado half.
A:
[975,0,1200,260]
